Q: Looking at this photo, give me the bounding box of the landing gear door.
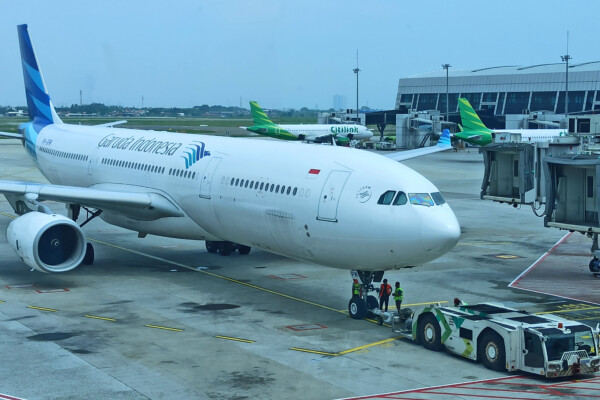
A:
[317,170,350,222]
[199,157,222,199]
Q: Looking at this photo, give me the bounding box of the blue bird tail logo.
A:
[182,141,211,169]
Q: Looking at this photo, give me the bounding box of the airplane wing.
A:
[95,120,127,127]
[385,129,452,162]
[0,180,183,220]
[0,132,23,139]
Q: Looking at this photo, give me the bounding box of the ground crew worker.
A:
[393,281,403,315]
[352,279,361,299]
[379,278,392,312]
[454,298,467,307]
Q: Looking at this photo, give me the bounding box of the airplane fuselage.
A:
[248,124,372,141]
[26,122,459,271]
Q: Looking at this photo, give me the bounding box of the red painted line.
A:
[459,385,600,397]
[339,376,524,399]
[0,394,26,400]
[509,231,572,287]
[427,390,557,399]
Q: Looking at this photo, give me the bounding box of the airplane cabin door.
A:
[199,157,222,199]
[317,170,350,222]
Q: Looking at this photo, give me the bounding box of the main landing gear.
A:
[348,270,384,319]
[205,241,251,256]
[68,203,101,266]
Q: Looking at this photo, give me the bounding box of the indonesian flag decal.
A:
[308,169,320,175]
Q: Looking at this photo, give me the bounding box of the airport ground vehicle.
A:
[390,303,600,377]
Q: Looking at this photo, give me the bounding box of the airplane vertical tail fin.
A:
[458,98,490,133]
[17,24,62,126]
[249,101,275,126]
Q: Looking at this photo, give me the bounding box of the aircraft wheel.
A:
[238,245,251,255]
[479,331,506,371]
[219,241,235,256]
[419,313,443,351]
[205,241,220,253]
[367,295,379,311]
[348,298,366,319]
[82,242,94,265]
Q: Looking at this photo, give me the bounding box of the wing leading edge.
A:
[385,129,452,162]
[0,180,183,220]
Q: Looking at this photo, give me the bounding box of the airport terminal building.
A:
[395,62,600,117]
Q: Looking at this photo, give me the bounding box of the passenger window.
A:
[281,185,285,193]
[260,182,264,190]
[377,190,396,205]
[276,184,280,192]
[293,187,297,196]
[235,178,240,186]
[286,187,291,195]
[431,192,446,205]
[393,191,407,205]
[230,178,235,185]
[270,184,275,192]
[409,193,435,207]
[245,180,249,188]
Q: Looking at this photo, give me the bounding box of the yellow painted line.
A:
[536,306,600,315]
[215,335,255,343]
[291,337,400,357]
[145,324,183,332]
[0,300,4,303]
[0,212,17,219]
[290,347,338,356]
[90,238,345,314]
[28,305,58,312]
[84,315,117,322]
[338,337,400,355]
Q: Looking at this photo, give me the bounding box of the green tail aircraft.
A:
[455,98,494,146]
[242,101,372,144]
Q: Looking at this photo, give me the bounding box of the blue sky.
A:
[1,1,598,110]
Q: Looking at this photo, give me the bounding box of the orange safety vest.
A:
[379,283,391,298]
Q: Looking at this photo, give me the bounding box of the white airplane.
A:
[243,101,373,144]
[0,25,459,319]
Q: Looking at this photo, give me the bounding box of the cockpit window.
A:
[377,190,396,205]
[393,191,407,206]
[431,192,446,205]
[409,193,435,207]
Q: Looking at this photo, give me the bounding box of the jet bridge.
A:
[480,134,578,206]
[479,115,600,255]
[543,154,600,237]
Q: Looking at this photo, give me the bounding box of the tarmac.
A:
[0,139,599,400]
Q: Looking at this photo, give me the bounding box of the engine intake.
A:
[6,212,87,273]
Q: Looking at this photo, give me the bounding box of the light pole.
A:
[353,50,360,125]
[442,64,451,122]
[561,54,571,121]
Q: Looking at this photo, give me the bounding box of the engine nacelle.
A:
[6,212,87,273]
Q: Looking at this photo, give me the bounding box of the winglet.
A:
[17,24,62,127]
[438,129,451,148]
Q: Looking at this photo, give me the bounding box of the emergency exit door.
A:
[317,170,350,222]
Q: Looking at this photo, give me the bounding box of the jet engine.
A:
[6,211,87,273]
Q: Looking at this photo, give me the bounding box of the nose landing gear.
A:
[348,270,384,319]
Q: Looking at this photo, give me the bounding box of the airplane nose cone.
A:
[420,209,461,258]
